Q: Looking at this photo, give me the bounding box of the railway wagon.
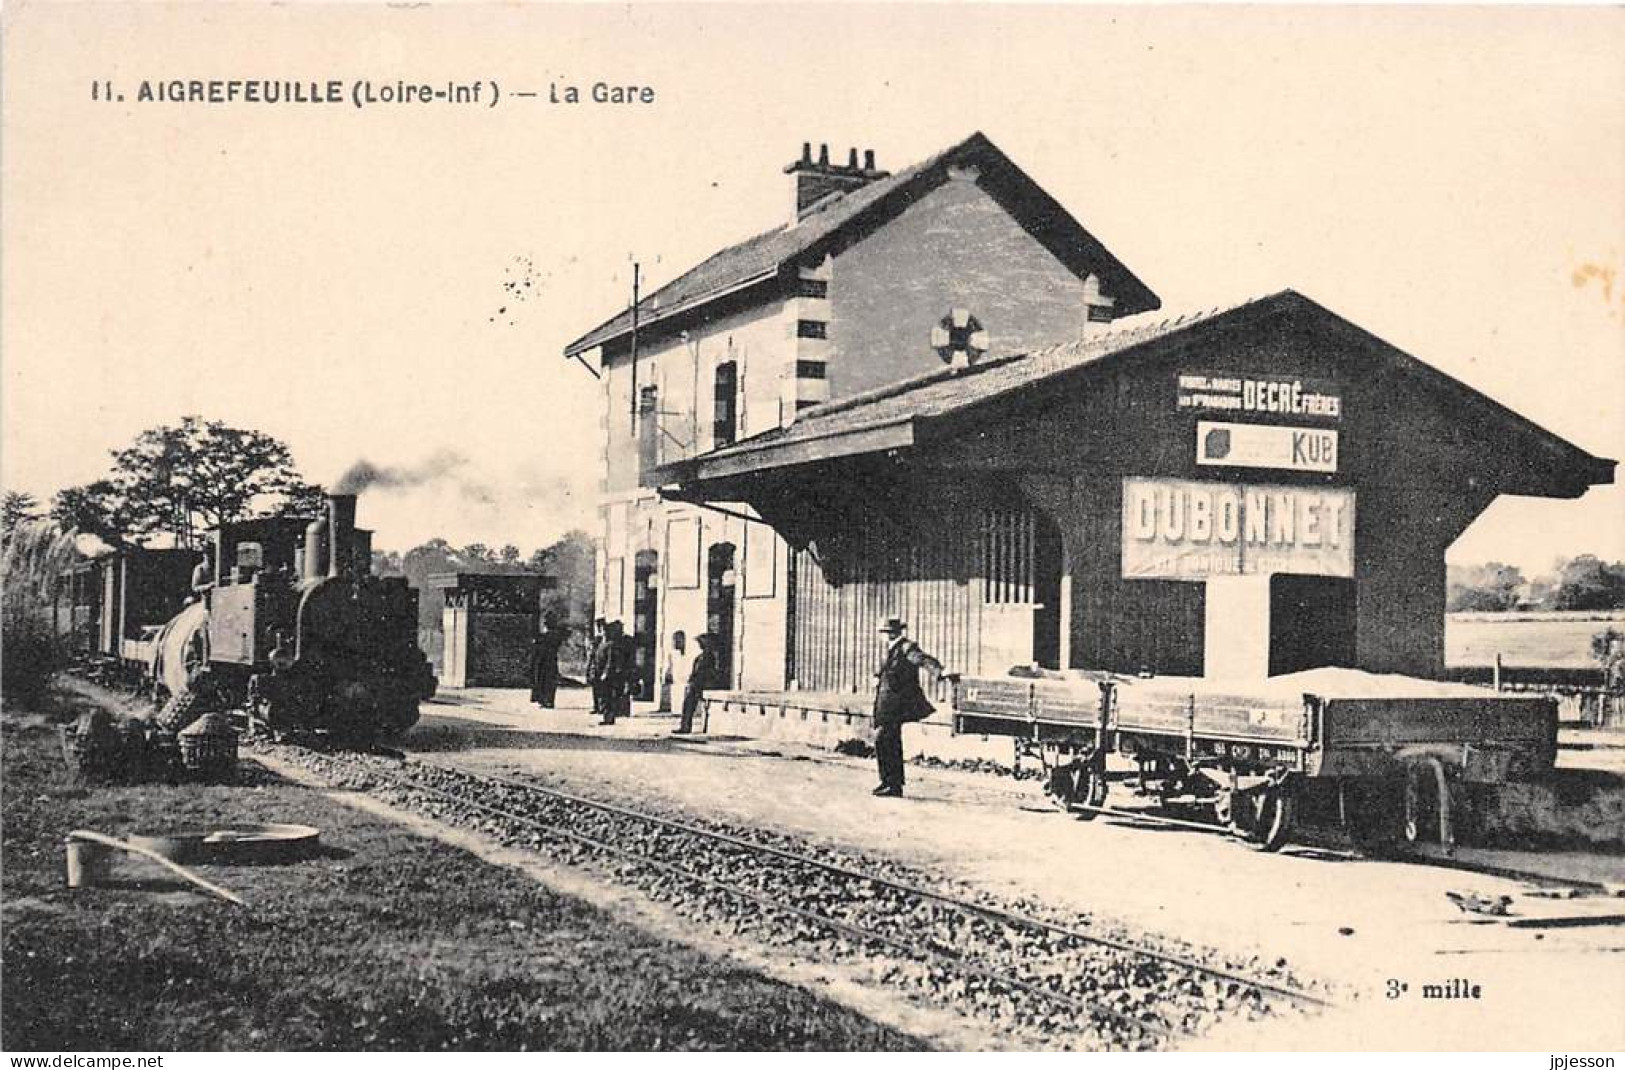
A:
[954,667,1557,851]
[54,547,199,671]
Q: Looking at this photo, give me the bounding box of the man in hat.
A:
[188,545,215,603]
[871,617,948,798]
[529,617,565,709]
[586,618,608,718]
[677,632,719,734]
[599,620,634,725]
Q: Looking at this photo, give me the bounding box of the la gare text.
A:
[550,82,656,104]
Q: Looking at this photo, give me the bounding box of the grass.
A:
[1445,611,1625,669]
[1,685,922,1052]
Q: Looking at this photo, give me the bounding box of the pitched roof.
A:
[657,290,1616,494]
[562,132,1160,357]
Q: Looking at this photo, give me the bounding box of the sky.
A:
[3,3,1622,574]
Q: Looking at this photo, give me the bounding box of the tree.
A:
[49,480,134,546]
[108,417,314,545]
[530,529,595,628]
[1,491,41,539]
[1446,561,1527,612]
[1553,556,1625,611]
[51,417,318,547]
[271,479,329,520]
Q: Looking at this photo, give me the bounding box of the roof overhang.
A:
[562,267,781,360]
[648,291,1616,518]
[650,417,915,486]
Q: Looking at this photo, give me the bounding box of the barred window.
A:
[982,508,1036,604]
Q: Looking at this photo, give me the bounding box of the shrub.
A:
[1,521,79,708]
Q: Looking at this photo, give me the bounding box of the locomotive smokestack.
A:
[353,528,374,575]
[327,494,357,578]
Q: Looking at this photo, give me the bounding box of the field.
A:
[1445,610,1625,669]
[0,687,918,1052]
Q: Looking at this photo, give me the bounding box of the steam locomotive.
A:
[57,493,435,742]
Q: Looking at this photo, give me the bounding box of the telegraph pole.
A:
[628,259,641,435]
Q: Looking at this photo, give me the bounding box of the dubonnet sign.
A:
[1121,477,1355,580]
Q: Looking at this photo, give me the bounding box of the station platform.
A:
[402,683,1623,1050]
[424,683,1021,767]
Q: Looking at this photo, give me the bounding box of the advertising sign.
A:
[1196,421,1339,473]
[1121,477,1355,580]
[1176,372,1342,420]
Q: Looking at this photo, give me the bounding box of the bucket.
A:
[64,838,113,889]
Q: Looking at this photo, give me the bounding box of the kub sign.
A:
[1121,477,1355,580]
[1197,421,1338,473]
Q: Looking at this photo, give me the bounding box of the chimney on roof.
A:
[785,142,889,222]
[1082,274,1117,336]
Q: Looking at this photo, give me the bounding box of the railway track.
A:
[263,743,1335,1050]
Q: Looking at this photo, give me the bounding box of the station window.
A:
[713,361,738,447]
[797,278,829,299]
[796,319,828,340]
[795,359,827,380]
[982,508,1036,604]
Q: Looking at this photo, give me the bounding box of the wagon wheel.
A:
[1048,760,1107,820]
[1214,786,1236,831]
[1242,784,1296,852]
[1403,761,1453,847]
[1346,779,1404,855]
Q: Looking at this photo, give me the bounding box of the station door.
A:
[1269,575,1356,676]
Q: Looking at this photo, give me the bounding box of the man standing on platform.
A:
[586,618,608,719]
[529,617,564,709]
[871,617,949,798]
[600,620,634,725]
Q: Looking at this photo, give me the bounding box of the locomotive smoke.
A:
[334,449,497,505]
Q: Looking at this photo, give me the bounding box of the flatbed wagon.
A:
[954,667,1557,851]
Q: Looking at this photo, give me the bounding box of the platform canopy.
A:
[650,290,1615,552]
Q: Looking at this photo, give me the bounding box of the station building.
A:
[563,133,1613,718]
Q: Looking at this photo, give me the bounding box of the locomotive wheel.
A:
[1048,760,1107,819]
[1242,784,1296,852]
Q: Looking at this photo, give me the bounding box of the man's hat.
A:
[878,617,907,634]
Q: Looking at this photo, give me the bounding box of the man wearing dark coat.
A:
[677,632,719,734]
[871,617,947,798]
[586,618,608,718]
[529,618,564,708]
[599,620,634,725]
